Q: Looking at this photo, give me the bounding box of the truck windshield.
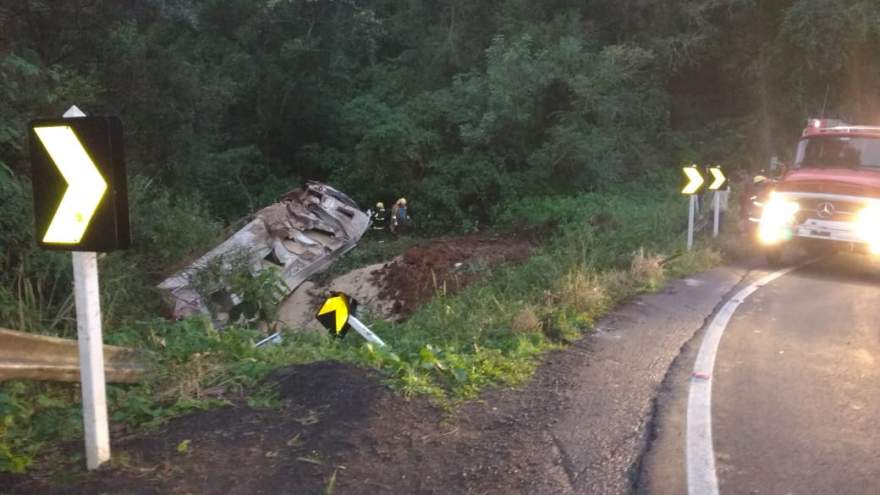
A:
[795,136,880,169]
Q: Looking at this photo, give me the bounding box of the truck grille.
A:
[794,198,863,223]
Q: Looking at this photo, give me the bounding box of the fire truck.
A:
[756,119,880,264]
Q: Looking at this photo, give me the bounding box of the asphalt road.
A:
[546,266,746,493]
[642,253,880,494]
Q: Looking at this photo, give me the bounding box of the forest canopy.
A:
[3,0,880,238]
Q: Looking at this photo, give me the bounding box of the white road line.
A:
[686,261,814,495]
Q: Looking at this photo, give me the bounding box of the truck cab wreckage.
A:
[158,182,370,324]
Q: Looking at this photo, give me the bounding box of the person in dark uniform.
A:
[371,202,387,232]
[741,174,772,236]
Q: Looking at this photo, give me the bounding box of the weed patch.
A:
[1,180,730,473]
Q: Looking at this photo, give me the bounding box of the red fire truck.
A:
[756,119,880,264]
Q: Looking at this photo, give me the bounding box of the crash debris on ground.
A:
[277,233,534,330]
[158,182,369,326]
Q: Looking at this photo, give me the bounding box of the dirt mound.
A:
[277,233,533,329]
[272,360,386,410]
[375,234,533,317]
[277,261,396,331]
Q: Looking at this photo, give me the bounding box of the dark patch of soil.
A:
[6,362,438,495]
[374,233,534,317]
[3,351,587,495]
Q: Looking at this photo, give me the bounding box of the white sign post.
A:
[348,315,387,347]
[687,195,696,251]
[713,191,720,238]
[72,251,110,470]
[64,105,111,470]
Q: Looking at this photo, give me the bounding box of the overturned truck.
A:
[158,182,369,324]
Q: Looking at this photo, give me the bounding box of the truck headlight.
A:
[758,194,799,245]
[855,202,880,254]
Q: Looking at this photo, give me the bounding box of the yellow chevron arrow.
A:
[708,166,726,190]
[34,126,108,244]
[318,295,350,334]
[681,166,705,195]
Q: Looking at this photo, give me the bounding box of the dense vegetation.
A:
[1,182,723,474]
[5,0,880,329]
[2,0,880,475]
[5,1,880,226]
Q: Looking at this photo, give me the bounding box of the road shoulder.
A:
[4,266,748,495]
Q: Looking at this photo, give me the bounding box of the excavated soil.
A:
[278,232,534,329]
[277,262,395,331]
[374,234,534,318]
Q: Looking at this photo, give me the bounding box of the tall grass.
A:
[0,179,726,473]
[0,263,75,336]
[359,181,707,399]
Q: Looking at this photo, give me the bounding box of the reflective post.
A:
[688,195,696,251]
[73,251,110,469]
[348,316,387,347]
[713,191,720,238]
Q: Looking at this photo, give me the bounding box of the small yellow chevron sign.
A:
[682,166,705,195]
[316,293,358,337]
[34,126,108,244]
[708,166,726,191]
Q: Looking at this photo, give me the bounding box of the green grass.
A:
[0,179,729,473]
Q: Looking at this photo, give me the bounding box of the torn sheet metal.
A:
[158,182,369,322]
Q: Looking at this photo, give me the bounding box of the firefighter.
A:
[737,171,751,232]
[390,197,410,235]
[371,202,387,232]
[742,174,771,236]
[752,174,771,200]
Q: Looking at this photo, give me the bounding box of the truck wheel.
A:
[765,247,783,266]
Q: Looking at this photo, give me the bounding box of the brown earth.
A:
[374,233,534,318]
[277,232,534,329]
[4,358,576,495]
[277,262,395,331]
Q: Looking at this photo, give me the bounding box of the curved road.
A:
[643,254,880,494]
[713,255,880,493]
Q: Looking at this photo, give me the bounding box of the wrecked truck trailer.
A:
[158,182,369,323]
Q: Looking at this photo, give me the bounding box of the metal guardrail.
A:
[0,328,148,383]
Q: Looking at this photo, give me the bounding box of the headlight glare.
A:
[855,202,880,254]
[758,195,799,245]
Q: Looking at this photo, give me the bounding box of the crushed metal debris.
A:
[158,182,369,324]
